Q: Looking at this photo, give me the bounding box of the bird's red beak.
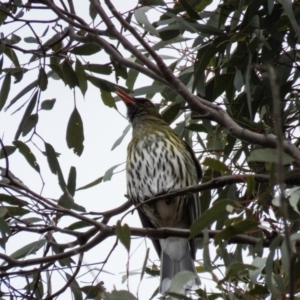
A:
[115,88,136,106]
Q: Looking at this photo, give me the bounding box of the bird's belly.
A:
[127,135,194,228]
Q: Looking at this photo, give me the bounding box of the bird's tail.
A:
[160,246,200,294]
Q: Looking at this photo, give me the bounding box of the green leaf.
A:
[89,3,97,20]
[4,206,29,218]
[115,221,131,252]
[38,67,48,91]
[13,141,40,173]
[111,124,131,151]
[0,71,11,111]
[233,68,244,92]
[86,75,115,92]
[0,194,26,206]
[14,89,38,140]
[4,47,20,67]
[190,200,238,238]
[202,157,231,173]
[103,163,123,182]
[214,220,258,243]
[248,148,294,165]
[224,262,257,281]
[104,290,137,300]
[134,7,159,36]
[0,217,11,237]
[161,102,181,124]
[66,107,84,156]
[9,239,46,260]
[100,90,116,108]
[81,285,104,299]
[22,113,38,136]
[67,166,76,197]
[70,44,102,55]
[24,37,38,44]
[58,192,85,212]
[48,64,65,82]
[44,142,66,191]
[76,176,103,191]
[62,59,78,88]
[169,271,197,294]
[0,145,16,159]
[84,63,112,75]
[75,59,87,96]
[64,273,83,300]
[178,0,201,20]
[40,98,56,110]
[0,207,8,218]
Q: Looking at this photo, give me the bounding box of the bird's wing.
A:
[183,140,202,260]
[137,208,161,258]
[183,141,202,182]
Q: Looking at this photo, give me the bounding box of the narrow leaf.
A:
[15,90,38,140]
[22,113,38,136]
[75,59,87,96]
[66,107,84,156]
[70,44,101,55]
[13,141,40,173]
[0,71,11,111]
[248,149,294,165]
[190,200,237,238]
[38,67,48,91]
[202,157,231,173]
[101,90,116,108]
[67,166,76,197]
[9,239,46,260]
[111,124,131,151]
[115,221,131,252]
[62,59,78,88]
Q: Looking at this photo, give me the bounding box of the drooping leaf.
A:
[14,89,38,140]
[44,142,66,191]
[67,166,76,197]
[178,0,201,20]
[13,141,40,173]
[100,90,116,108]
[111,124,131,151]
[103,163,123,182]
[62,59,78,88]
[0,71,11,111]
[38,67,48,91]
[66,107,84,156]
[115,221,131,252]
[161,102,181,124]
[22,113,38,136]
[75,59,87,96]
[134,7,159,36]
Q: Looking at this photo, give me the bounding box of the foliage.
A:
[0,0,300,299]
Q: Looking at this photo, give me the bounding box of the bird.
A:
[116,88,202,294]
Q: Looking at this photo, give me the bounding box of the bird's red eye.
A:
[145,102,151,107]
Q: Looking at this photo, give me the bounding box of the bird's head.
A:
[116,88,162,124]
